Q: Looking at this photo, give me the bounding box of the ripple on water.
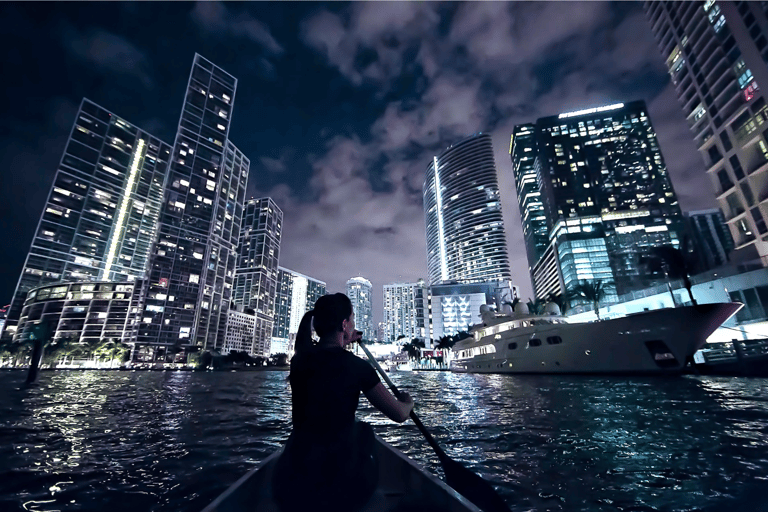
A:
[0,371,767,511]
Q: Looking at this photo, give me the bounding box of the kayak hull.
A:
[201,434,482,512]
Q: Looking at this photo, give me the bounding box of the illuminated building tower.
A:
[232,197,283,356]
[515,101,686,300]
[510,123,549,292]
[346,276,374,342]
[685,208,735,271]
[271,267,326,355]
[136,54,248,360]
[8,99,170,323]
[424,133,512,286]
[383,279,429,344]
[645,1,768,264]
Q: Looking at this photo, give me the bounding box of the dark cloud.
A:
[64,26,155,89]
[260,156,287,174]
[0,2,713,320]
[190,1,284,55]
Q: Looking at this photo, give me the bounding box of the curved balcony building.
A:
[424,133,511,285]
[13,281,143,345]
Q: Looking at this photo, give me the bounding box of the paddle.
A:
[358,341,510,512]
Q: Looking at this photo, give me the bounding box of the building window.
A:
[752,207,768,234]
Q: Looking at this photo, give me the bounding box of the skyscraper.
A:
[233,197,282,355]
[645,1,768,264]
[510,123,549,288]
[271,266,326,355]
[685,208,735,271]
[346,276,374,342]
[383,279,429,343]
[511,101,686,299]
[8,98,171,323]
[136,54,248,359]
[424,133,512,286]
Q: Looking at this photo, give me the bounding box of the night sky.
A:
[0,2,716,324]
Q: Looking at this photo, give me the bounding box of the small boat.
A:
[450,302,742,374]
[394,362,413,372]
[201,434,481,512]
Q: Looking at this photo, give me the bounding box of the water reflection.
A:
[0,371,766,512]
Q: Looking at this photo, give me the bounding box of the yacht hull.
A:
[450,303,742,375]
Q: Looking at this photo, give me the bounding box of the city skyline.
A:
[0,2,718,325]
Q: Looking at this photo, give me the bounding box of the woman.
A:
[272,293,414,511]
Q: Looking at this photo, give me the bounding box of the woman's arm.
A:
[364,382,414,423]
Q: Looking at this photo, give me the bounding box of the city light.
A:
[433,156,449,282]
[558,103,625,119]
[102,138,145,280]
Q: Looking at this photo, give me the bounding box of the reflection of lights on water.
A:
[22,499,57,511]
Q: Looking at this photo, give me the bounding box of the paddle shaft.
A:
[358,341,511,512]
[358,342,449,462]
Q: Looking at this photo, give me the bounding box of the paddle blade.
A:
[442,456,510,512]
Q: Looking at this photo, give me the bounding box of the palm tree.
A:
[401,339,425,360]
[526,297,547,315]
[569,280,612,321]
[641,241,698,306]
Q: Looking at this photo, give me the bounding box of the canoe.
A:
[201,434,482,512]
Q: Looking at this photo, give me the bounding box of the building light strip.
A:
[102,139,145,280]
[433,156,449,282]
[558,103,624,119]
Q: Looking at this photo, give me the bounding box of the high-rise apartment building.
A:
[685,208,735,270]
[9,99,170,322]
[645,1,768,263]
[510,124,549,278]
[383,279,429,344]
[222,305,259,356]
[346,276,374,342]
[136,55,248,359]
[271,267,326,355]
[233,197,282,355]
[511,101,686,300]
[424,133,512,286]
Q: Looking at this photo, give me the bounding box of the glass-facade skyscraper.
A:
[512,101,686,300]
[271,266,326,355]
[136,54,248,358]
[510,123,549,287]
[346,276,374,342]
[645,1,768,264]
[233,197,282,355]
[9,98,170,322]
[424,133,512,286]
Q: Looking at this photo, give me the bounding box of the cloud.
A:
[300,2,440,88]
[64,27,154,88]
[286,1,709,312]
[255,136,429,297]
[190,1,284,55]
[260,155,287,174]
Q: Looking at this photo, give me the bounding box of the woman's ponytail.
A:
[294,309,315,355]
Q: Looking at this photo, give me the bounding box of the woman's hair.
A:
[294,293,353,354]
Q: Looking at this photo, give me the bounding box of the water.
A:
[1,370,767,512]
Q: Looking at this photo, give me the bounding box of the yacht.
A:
[450,302,742,374]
